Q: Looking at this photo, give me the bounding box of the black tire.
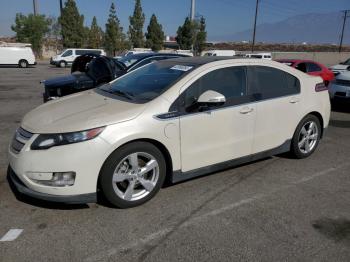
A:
[58,60,66,68]
[99,142,166,208]
[290,114,321,159]
[18,59,28,68]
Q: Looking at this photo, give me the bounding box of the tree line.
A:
[11,0,207,57]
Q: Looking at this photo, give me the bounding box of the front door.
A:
[178,66,256,172]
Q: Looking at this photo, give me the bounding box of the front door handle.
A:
[239,107,254,114]
[289,97,300,104]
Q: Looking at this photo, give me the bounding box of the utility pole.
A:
[60,0,64,16]
[33,0,38,15]
[339,10,349,53]
[251,0,259,53]
[190,0,195,21]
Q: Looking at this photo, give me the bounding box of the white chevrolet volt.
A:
[8,57,331,208]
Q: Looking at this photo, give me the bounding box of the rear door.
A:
[248,66,302,154]
[178,66,256,172]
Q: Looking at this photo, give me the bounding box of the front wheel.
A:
[290,115,321,159]
[99,142,166,208]
[58,60,66,68]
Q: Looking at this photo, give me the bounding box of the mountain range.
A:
[211,12,350,44]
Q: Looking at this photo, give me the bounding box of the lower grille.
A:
[11,127,33,154]
[335,92,346,97]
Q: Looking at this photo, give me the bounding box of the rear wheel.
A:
[99,142,166,208]
[18,59,28,68]
[290,115,321,159]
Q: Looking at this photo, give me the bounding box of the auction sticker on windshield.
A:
[170,65,193,72]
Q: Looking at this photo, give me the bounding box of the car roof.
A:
[277,59,320,64]
[125,53,189,60]
[160,56,243,65]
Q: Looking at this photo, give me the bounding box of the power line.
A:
[339,10,350,53]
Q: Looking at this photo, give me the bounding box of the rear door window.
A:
[307,63,322,72]
[248,66,300,100]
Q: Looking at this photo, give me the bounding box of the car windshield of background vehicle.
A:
[118,56,139,67]
[98,62,195,103]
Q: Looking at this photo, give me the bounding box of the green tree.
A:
[128,0,145,48]
[59,0,85,48]
[176,17,194,50]
[105,2,127,56]
[194,16,207,55]
[145,14,164,51]
[87,17,103,49]
[11,13,51,56]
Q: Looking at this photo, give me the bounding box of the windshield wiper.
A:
[111,89,135,100]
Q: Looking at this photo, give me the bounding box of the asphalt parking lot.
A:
[0,62,350,262]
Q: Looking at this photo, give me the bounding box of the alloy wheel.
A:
[112,152,159,201]
[298,121,319,154]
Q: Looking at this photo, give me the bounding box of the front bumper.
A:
[329,83,350,100]
[8,130,112,201]
[8,166,96,204]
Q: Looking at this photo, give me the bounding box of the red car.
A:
[277,59,334,86]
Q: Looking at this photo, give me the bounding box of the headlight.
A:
[31,127,105,150]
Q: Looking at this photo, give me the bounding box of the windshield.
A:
[57,49,67,56]
[119,56,140,67]
[343,59,350,65]
[98,62,194,103]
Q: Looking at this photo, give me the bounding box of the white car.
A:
[8,57,330,208]
[329,58,350,75]
[50,48,106,68]
[0,43,36,68]
[203,50,236,56]
[329,71,350,101]
[245,53,272,60]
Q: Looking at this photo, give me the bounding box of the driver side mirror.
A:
[198,90,226,105]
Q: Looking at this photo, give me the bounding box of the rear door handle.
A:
[289,97,300,104]
[239,107,254,114]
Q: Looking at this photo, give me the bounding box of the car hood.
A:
[330,64,349,70]
[21,90,147,134]
[336,71,350,81]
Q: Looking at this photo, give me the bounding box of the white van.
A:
[51,48,106,67]
[203,50,236,57]
[0,43,36,68]
[245,53,272,60]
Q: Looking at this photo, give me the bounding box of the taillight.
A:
[315,83,328,92]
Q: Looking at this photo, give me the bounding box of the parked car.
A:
[43,54,125,102]
[202,50,236,56]
[43,53,189,102]
[245,53,272,60]
[329,71,350,102]
[0,42,36,68]
[329,58,350,75]
[277,59,334,86]
[8,57,330,208]
[50,48,106,68]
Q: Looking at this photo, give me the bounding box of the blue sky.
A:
[0,0,349,40]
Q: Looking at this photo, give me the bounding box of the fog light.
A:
[31,172,76,187]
